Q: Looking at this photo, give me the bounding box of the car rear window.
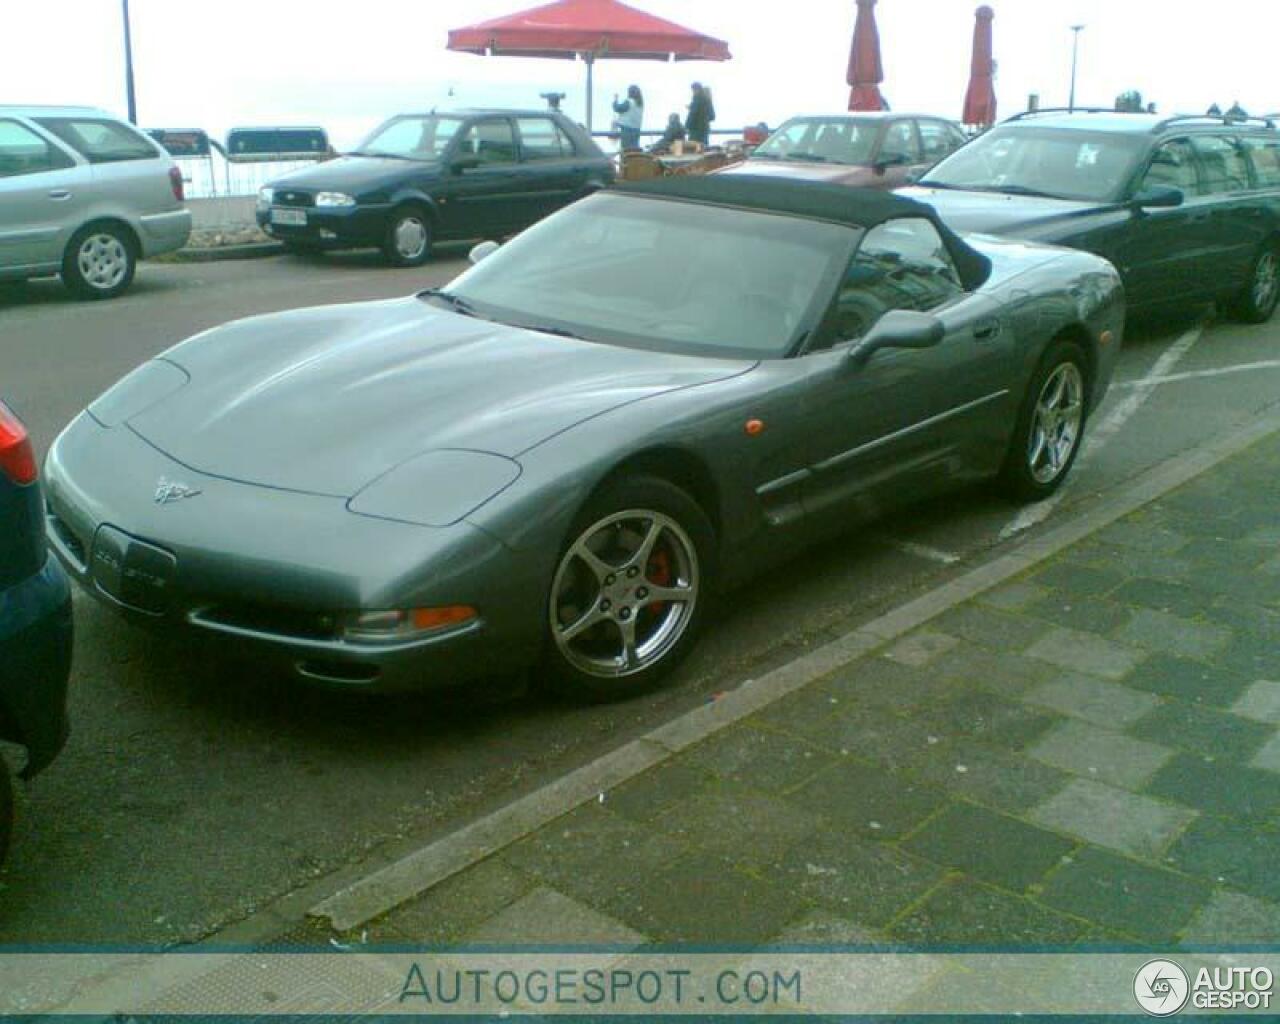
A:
[1243,135,1280,188]
[34,117,159,164]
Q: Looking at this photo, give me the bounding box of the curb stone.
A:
[164,242,285,263]
[308,410,1280,932]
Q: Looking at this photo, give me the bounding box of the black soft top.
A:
[616,174,992,290]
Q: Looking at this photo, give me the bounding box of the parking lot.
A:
[3,251,1280,946]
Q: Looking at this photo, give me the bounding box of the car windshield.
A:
[438,192,857,359]
[919,126,1148,202]
[351,115,463,161]
[752,117,879,165]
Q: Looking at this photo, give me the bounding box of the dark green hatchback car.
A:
[901,111,1280,322]
[256,109,615,266]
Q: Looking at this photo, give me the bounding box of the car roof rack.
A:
[1154,113,1276,131]
[1004,107,1121,121]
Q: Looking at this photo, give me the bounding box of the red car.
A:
[720,113,967,189]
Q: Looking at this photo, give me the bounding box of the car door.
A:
[513,116,580,223]
[875,119,923,188]
[436,117,526,238]
[0,118,84,273]
[1189,132,1269,291]
[1107,137,1212,307]
[801,217,1014,523]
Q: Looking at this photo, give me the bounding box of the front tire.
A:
[381,206,432,267]
[62,223,136,300]
[1227,241,1280,323]
[999,340,1088,501]
[541,476,714,702]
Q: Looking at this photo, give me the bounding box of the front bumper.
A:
[43,415,543,692]
[0,553,72,778]
[255,203,390,249]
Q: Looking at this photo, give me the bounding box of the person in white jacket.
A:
[612,85,645,151]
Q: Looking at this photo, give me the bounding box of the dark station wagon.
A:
[902,110,1280,321]
[257,109,615,266]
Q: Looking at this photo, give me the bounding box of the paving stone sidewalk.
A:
[358,431,1280,949]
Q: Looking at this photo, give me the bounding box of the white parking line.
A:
[998,321,1206,540]
[1112,358,1280,389]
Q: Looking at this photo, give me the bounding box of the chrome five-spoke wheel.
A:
[1027,361,1084,485]
[550,509,699,679]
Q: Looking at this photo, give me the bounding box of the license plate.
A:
[271,207,307,226]
[91,525,177,615]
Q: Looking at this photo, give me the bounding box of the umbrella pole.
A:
[583,53,595,131]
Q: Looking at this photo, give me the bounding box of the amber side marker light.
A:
[1100,330,1115,346]
[344,605,478,642]
[411,606,478,631]
[745,418,766,436]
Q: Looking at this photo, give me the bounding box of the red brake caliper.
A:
[645,546,672,616]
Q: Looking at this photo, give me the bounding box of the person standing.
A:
[685,82,716,146]
[612,85,644,151]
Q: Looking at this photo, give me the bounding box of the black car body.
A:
[901,111,1280,321]
[0,399,72,861]
[256,109,615,266]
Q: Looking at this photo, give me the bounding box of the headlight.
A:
[315,191,357,207]
[348,450,520,527]
[87,359,190,428]
[257,186,274,207]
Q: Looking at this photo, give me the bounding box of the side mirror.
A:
[468,240,500,265]
[874,152,911,173]
[452,155,481,174]
[1131,185,1184,209]
[847,310,945,368]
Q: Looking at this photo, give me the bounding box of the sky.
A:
[4,0,1278,149]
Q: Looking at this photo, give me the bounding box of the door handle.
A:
[973,317,1002,341]
[48,189,72,200]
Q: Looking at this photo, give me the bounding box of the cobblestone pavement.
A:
[359,431,1280,948]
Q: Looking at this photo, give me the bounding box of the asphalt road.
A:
[2,253,1279,945]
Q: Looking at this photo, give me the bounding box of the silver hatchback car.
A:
[0,106,191,299]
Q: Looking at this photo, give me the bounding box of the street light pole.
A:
[122,0,138,124]
[1067,24,1084,112]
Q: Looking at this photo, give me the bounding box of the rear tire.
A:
[1227,241,1280,323]
[62,223,136,300]
[999,340,1089,502]
[381,206,432,267]
[541,476,715,703]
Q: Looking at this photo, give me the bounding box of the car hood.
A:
[268,155,438,194]
[898,186,1111,236]
[128,298,754,498]
[718,159,879,186]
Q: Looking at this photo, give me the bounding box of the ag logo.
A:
[1134,959,1190,1016]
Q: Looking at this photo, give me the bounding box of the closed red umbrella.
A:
[962,5,997,127]
[448,0,731,131]
[846,0,885,111]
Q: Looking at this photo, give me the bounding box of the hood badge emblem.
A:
[154,477,202,505]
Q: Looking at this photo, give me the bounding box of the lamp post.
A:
[122,0,138,124]
[1067,24,1084,112]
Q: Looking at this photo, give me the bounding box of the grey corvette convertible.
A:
[44,177,1122,699]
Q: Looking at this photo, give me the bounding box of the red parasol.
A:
[447,0,731,131]
[846,0,885,111]
[962,5,997,127]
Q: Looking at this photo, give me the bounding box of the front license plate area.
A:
[270,207,307,226]
[91,525,177,615]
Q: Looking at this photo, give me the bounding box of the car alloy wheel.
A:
[1250,248,1279,318]
[999,339,1088,501]
[1028,361,1084,485]
[550,508,699,679]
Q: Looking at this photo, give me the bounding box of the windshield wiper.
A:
[783,152,828,162]
[967,184,1065,199]
[524,323,586,341]
[419,289,481,317]
[350,150,416,160]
